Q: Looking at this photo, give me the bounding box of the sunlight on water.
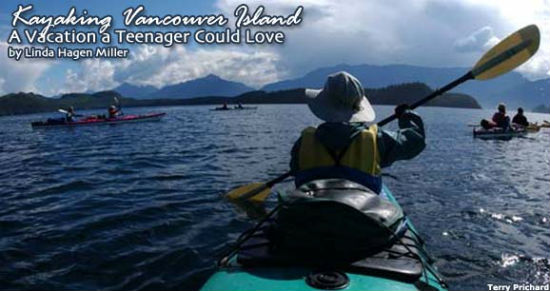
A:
[500,253,520,268]
[0,105,549,290]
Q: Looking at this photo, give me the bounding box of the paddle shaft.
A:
[377,72,474,127]
[114,97,124,115]
[239,72,474,199]
[230,25,540,204]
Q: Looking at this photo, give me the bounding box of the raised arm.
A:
[378,109,426,168]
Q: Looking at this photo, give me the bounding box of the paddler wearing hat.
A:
[289,71,426,193]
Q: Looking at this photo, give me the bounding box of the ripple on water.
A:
[0,106,549,290]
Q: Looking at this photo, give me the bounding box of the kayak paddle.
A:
[58,108,84,118]
[226,24,540,203]
[226,172,291,202]
[114,96,124,115]
[378,24,540,126]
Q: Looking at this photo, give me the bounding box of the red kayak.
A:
[31,112,166,128]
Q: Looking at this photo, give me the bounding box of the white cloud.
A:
[215,0,549,80]
[0,42,51,95]
[60,45,283,93]
[62,59,116,93]
[215,0,491,73]
[516,52,550,80]
[454,26,500,52]
[456,0,550,79]
[115,45,282,88]
[5,0,549,95]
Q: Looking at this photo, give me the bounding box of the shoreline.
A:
[0,101,487,118]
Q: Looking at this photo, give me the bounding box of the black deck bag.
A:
[272,179,405,261]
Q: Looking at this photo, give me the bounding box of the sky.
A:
[0,0,548,96]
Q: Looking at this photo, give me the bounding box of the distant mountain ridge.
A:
[261,64,548,109]
[365,83,481,109]
[145,74,253,99]
[114,83,158,99]
[0,91,124,116]
[533,104,549,113]
[111,74,254,99]
[0,82,480,117]
[499,78,549,110]
[106,65,547,109]
[2,63,544,117]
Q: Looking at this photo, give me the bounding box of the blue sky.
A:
[0,0,218,94]
[0,0,548,96]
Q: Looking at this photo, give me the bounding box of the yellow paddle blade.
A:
[472,25,540,80]
[526,123,541,132]
[225,182,271,203]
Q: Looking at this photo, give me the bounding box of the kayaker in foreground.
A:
[512,107,529,127]
[108,105,121,119]
[290,71,425,193]
[480,103,510,130]
[205,72,446,291]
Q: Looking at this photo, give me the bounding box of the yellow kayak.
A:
[526,124,541,132]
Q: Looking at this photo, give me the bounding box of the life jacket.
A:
[66,112,74,122]
[108,108,118,117]
[512,114,528,126]
[296,125,382,193]
[492,112,509,127]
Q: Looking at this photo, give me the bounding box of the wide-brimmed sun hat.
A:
[305,71,375,123]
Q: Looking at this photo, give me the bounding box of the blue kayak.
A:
[201,183,448,291]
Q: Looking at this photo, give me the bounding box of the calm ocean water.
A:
[0,105,549,290]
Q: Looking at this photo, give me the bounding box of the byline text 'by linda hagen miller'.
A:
[23,46,129,60]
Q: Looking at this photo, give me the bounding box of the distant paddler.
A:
[58,106,82,122]
[108,97,123,119]
[215,102,229,110]
[512,107,529,128]
[480,103,511,130]
[108,105,121,119]
[224,24,541,203]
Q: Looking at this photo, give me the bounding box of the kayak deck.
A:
[31,112,166,128]
[473,127,528,139]
[201,184,447,291]
[202,266,441,291]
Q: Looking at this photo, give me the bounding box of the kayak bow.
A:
[201,184,447,291]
